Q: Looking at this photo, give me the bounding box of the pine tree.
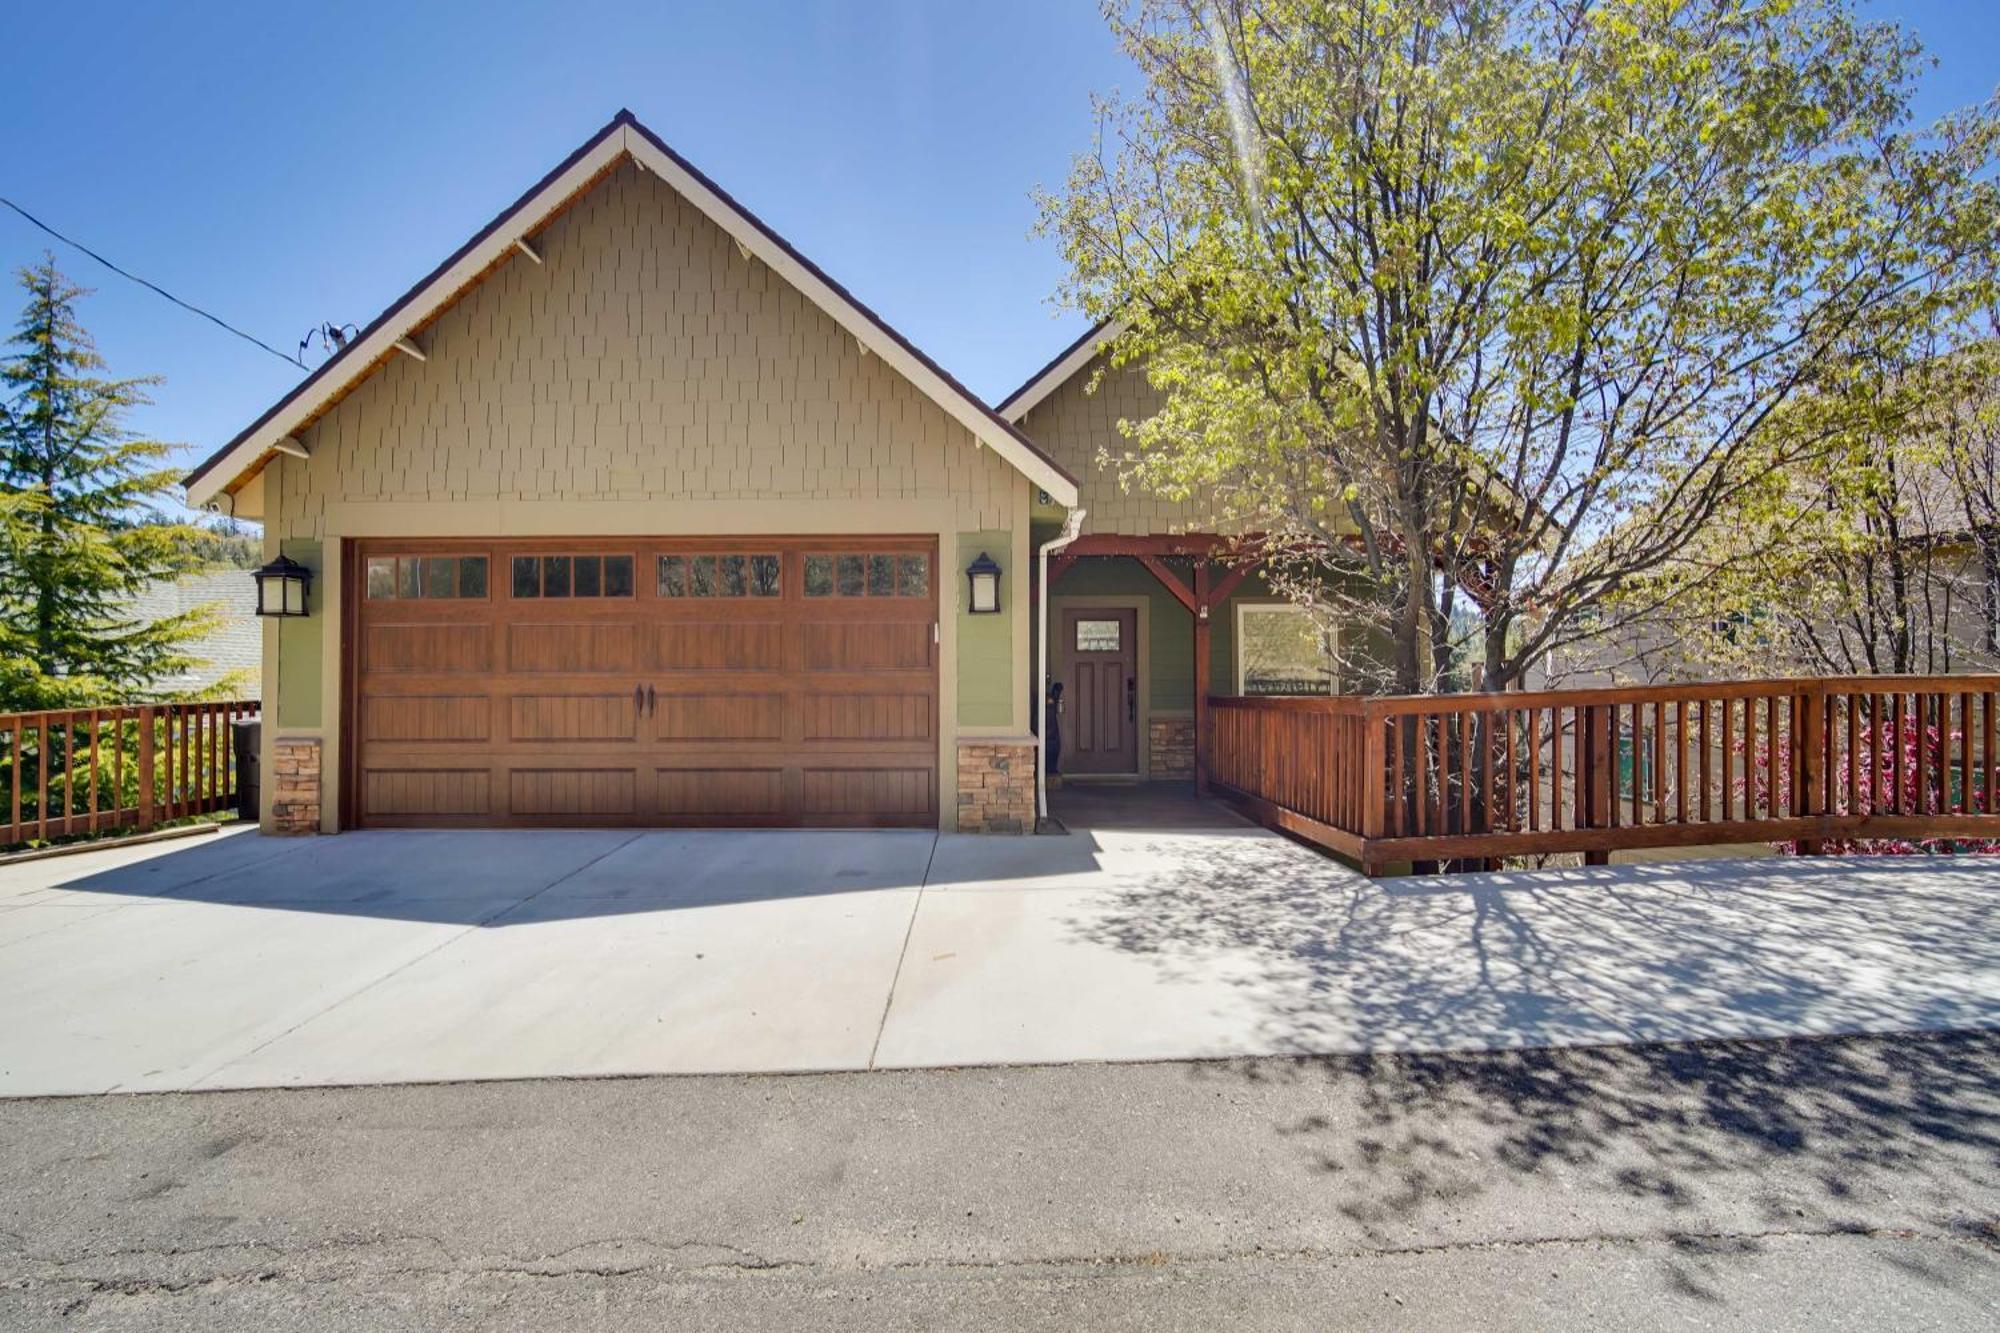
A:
[0,254,215,709]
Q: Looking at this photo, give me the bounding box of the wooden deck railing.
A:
[1209,677,2000,873]
[1,701,261,848]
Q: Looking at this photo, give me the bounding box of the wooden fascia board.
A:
[997,317,1131,423]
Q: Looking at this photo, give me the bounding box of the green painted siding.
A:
[956,530,1014,727]
[275,539,322,728]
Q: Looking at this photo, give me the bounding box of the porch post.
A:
[1194,561,1211,796]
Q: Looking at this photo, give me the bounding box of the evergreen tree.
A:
[0,255,214,709]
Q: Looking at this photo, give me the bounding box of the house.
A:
[129,568,261,695]
[184,111,1350,835]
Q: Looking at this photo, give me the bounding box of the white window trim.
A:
[1234,601,1338,696]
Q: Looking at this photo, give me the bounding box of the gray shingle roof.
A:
[128,568,261,694]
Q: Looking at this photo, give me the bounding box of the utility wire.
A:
[0,195,308,370]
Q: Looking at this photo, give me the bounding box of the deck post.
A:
[1360,709,1387,876]
[136,706,156,833]
[1583,703,1611,865]
[1798,685,1825,854]
[1193,561,1211,796]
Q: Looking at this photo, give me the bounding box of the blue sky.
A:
[0,0,1993,510]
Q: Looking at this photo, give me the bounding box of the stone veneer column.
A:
[955,737,1037,833]
[271,736,322,835]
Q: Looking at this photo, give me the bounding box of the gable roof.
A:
[996,316,1129,422]
[184,110,1078,509]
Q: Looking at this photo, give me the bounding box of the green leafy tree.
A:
[1043,0,2000,692]
[0,255,215,710]
[1615,327,2000,681]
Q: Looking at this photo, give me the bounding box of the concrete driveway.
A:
[3,791,1997,1095]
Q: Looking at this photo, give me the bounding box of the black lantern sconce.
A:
[252,554,313,618]
[966,551,1002,615]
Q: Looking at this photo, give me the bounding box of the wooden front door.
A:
[1060,607,1138,775]
[347,537,938,828]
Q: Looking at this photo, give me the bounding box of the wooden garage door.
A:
[346,537,939,828]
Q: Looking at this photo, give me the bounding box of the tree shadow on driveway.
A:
[1067,844,2000,1056]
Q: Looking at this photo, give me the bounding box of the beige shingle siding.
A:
[1018,353,1227,536]
[275,164,1017,535]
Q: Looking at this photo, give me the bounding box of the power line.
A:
[0,195,308,370]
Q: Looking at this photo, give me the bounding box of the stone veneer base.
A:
[271,736,322,835]
[956,738,1037,833]
[1148,717,1196,779]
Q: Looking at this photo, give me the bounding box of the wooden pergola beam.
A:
[1136,555,1197,612]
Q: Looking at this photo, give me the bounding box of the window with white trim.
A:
[1234,602,1336,695]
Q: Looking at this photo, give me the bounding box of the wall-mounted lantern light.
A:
[966,551,1002,615]
[252,554,312,618]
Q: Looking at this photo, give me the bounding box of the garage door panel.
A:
[656,768,786,818]
[802,767,934,820]
[366,623,492,674]
[510,694,640,743]
[362,694,492,743]
[509,623,638,674]
[655,622,785,671]
[803,693,932,743]
[510,768,637,817]
[655,693,785,741]
[354,538,938,829]
[801,622,931,672]
[363,768,493,818]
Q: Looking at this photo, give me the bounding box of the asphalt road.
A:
[1,1030,1996,1330]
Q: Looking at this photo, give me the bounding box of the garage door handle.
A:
[647,685,657,716]
[634,685,645,714]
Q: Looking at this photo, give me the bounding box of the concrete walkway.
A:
[2,791,1996,1095]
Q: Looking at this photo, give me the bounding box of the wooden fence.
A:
[1,701,260,848]
[1209,677,2000,873]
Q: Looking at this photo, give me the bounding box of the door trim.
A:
[1049,594,1151,779]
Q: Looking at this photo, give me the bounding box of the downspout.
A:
[1036,507,1088,825]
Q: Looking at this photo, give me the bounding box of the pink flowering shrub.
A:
[1755,709,2000,857]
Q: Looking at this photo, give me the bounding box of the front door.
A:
[1060,608,1138,775]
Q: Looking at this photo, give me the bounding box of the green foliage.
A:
[0,255,217,710]
[1044,0,2000,691]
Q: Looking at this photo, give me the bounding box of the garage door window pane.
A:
[657,555,686,597]
[512,556,540,598]
[423,556,456,599]
[366,557,397,599]
[804,556,833,597]
[689,555,716,597]
[868,555,896,596]
[837,554,865,597]
[752,554,781,597]
[573,554,602,598]
[458,556,488,599]
[604,555,633,597]
[720,554,748,597]
[897,555,928,597]
[541,555,571,598]
[397,557,421,600]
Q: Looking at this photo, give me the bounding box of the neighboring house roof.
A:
[184,109,1078,509]
[996,316,1129,422]
[129,568,260,694]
